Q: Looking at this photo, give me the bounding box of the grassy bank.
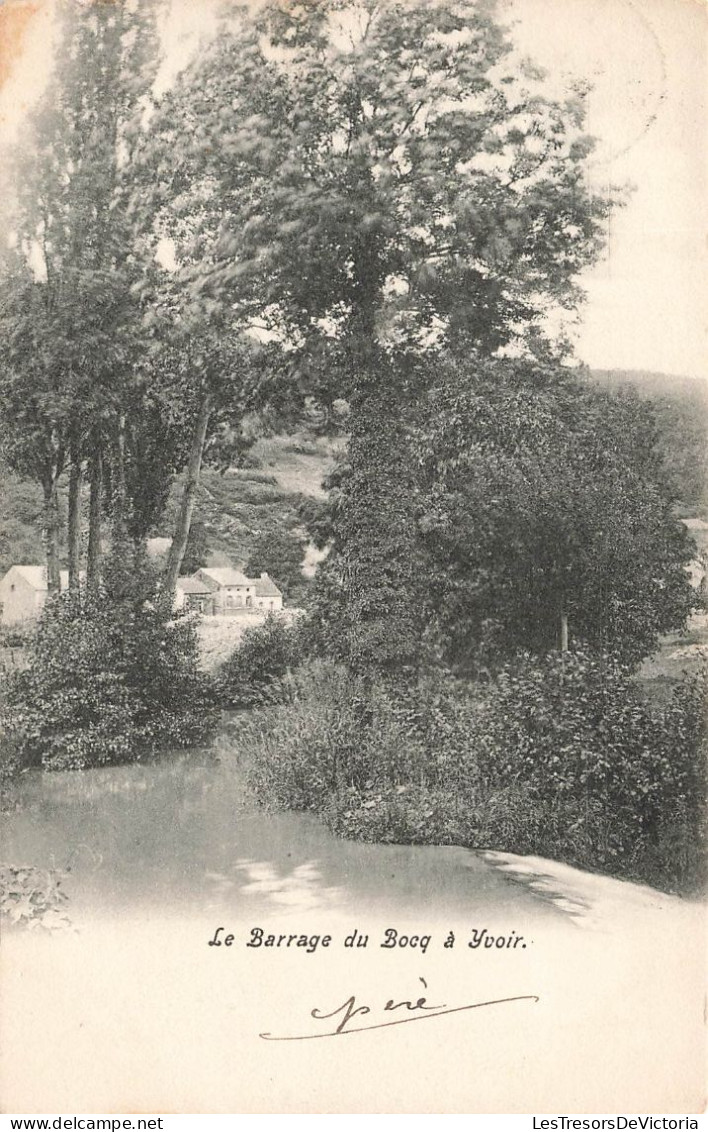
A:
[221,656,707,897]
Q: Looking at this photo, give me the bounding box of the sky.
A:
[510,0,707,380]
[0,0,705,380]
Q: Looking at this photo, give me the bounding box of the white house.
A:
[253,572,284,611]
[194,567,257,613]
[1,561,285,624]
[0,566,76,626]
[182,567,284,614]
[174,576,215,614]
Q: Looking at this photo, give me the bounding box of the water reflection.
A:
[233,858,345,910]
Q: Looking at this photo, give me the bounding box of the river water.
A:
[1,743,563,926]
[1,740,704,1113]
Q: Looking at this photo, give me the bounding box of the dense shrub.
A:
[229,654,706,893]
[475,653,690,813]
[0,625,29,649]
[216,613,306,708]
[466,652,706,887]
[228,661,424,805]
[2,550,217,772]
[0,719,21,805]
[0,864,71,930]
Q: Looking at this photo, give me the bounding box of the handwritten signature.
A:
[259,978,539,1040]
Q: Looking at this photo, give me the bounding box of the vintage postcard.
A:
[0,0,706,1116]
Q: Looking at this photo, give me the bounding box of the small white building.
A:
[194,567,257,613]
[0,566,75,626]
[253,572,284,611]
[174,576,215,614]
[180,567,284,614]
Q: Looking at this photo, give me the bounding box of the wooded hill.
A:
[0,431,339,579]
[589,370,708,519]
[0,370,705,582]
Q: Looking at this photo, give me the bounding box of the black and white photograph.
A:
[0,0,705,1116]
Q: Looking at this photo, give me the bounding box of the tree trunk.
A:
[42,479,61,596]
[67,449,83,591]
[342,357,427,678]
[163,393,212,600]
[87,443,103,596]
[559,611,569,652]
[113,412,127,533]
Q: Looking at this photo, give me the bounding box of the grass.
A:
[249,433,341,498]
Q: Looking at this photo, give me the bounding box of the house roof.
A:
[177,577,212,594]
[254,573,282,597]
[198,567,251,588]
[2,566,84,591]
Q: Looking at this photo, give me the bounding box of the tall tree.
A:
[245,528,307,602]
[0,0,163,592]
[130,23,292,595]
[412,357,696,669]
[155,0,614,669]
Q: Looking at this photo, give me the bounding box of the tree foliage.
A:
[177,0,610,361]
[0,0,163,586]
[307,356,696,672]
[144,0,615,662]
[245,528,307,601]
[3,543,216,771]
[411,358,696,669]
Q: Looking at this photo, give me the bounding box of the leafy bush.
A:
[0,864,71,930]
[217,613,306,709]
[231,662,485,811]
[0,625,29,649]
[2,547,217,772]
[0,717,21,805]
[229,654,706,893]
[472,652,705,855]
[245,527,308,601]
[227,661,378,805]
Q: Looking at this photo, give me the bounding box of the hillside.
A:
[155,432,340,574]
[589,369,708,519]
[1,369,705,577]
[0,431,340,582]
[589,368,707,402]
